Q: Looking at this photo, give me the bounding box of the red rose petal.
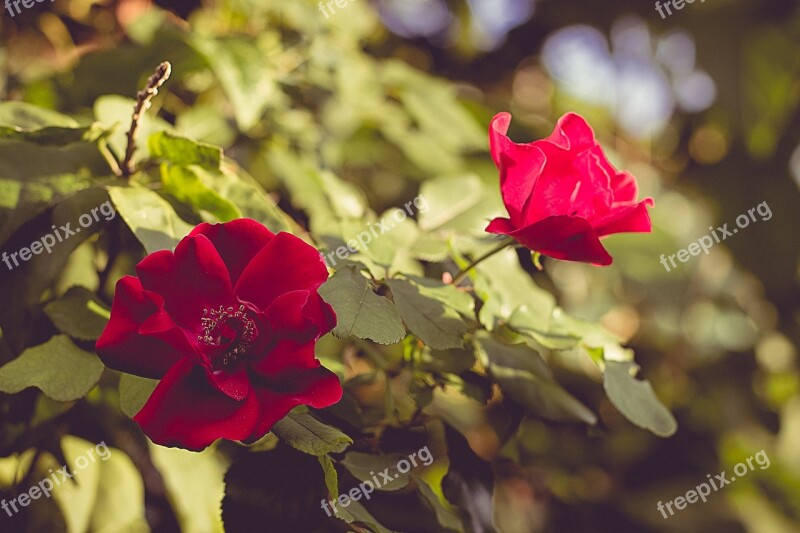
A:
[594,198,654,237]
[207,363,251,402]
[136,234,235,330]
[543,112,597,152]
[189,219,275,286]
[246,366,343,441]
[96,276,190,379]
[134,359,259,451]
[250,340,318,376]
[489,113,546,226]
[502,215,613,266]
[235,232,329,310]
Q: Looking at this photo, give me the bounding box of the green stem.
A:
[452,237,516,285]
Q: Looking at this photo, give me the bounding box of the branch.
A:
[121,61,172,178]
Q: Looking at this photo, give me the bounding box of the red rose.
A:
[486,112,654,265]
[96,219,342,450]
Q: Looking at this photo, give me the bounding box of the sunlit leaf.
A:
[107,185,194,253]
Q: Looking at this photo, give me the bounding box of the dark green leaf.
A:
[475,334,597,425]
[272,410,353,456]
[419,347,476,374]
[319,266,406,345]
[0,188,110,352]
[340,451,412,492]
[118,373,159,418]
[44,286,110,341]
[386,279,468,350]
[0,335,104,402]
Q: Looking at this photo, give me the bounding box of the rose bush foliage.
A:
[0,9,676,529]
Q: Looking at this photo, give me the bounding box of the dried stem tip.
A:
[121,61,172,177]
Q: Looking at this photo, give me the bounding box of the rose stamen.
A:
[198,304,257,366]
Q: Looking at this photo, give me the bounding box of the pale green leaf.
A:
[107,185,194,253]
[603,361,677,437]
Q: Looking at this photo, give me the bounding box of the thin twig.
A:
[451,237,516,286]
[121,61,172,178]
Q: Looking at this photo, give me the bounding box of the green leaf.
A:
[603,361,677,437]
[0,335,104,402]
[419,347,476,374]
[469,248,556,330]
[272,410,353,456]
[206,164,295,233]
[340,451,412,492]
[0,101,107,145]
[336,499,398,533]
[474,334,597,425]
[175,104,237,148]
[189,35,280,130]
[160,164,242,222]
[407,275,474,317]
[386,278,468,350]
[107,185,194,253]
[319,266,406,345]
[508,306,582,350]
[151,443,227,532]
[118,373,159,418]
[44,436,149,533]
[0,140,109,246]
[417,174,503,235]
[318,454,340,499]
[416,477,463,532]
[44,286,110,341]
[148,131,223,169]
[0,125,100,145]
[0,101,80,129]
[0,188,111,352]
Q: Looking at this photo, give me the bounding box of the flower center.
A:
[198,305,258,366]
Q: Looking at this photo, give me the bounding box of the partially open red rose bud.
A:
[486,112,654,265]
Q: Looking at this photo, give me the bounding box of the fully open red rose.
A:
[96,219,342,450]
[486,112,654,265]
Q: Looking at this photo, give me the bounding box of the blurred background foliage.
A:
[1,0,799,531]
